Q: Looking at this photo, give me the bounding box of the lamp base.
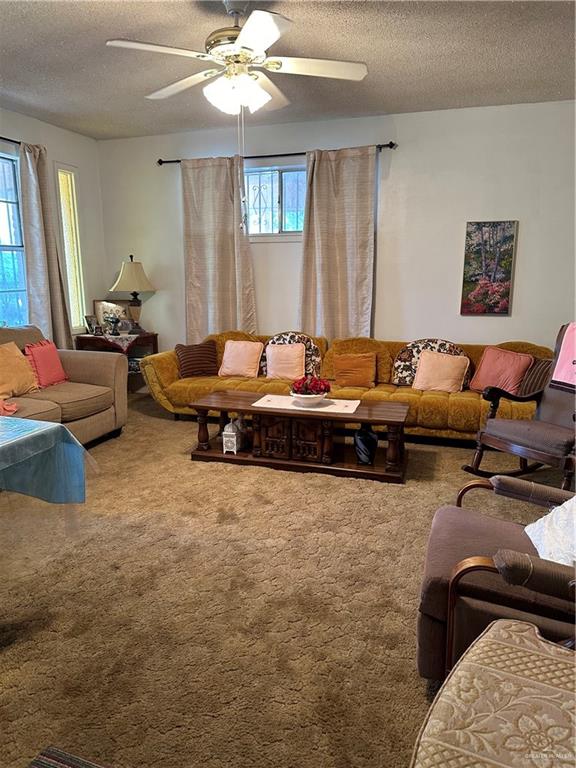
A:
[128,292,147,333]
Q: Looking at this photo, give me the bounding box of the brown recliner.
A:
[417,476,575,681]
[463,323,575,489]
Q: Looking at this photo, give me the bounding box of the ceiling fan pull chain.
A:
[237,107,248,232]
[241,104,246,159]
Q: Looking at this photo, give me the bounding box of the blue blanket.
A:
[0,417,87,504]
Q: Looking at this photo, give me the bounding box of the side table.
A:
[75,332,158,392]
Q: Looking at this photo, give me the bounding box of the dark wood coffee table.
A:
[188,391,409,483]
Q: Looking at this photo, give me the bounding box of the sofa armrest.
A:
[446,556,497,671]
[490,476,574,508]
[494,549,576,602]
[139,351,180,414]
[140,351,179,389]
[482,385,543,419]
[58,349,128,429]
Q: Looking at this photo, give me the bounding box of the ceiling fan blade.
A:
[252,72,290,111]
[235,10,292,52]
[265,56,368,81]
[106,39,215,63]
[146,69,222,100]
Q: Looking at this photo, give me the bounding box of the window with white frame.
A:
[244,163,306,235]
[56,166,85,330]
[0,151,28,327]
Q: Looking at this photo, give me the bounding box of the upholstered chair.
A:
[463,323,575,489]
[417,476,575,681]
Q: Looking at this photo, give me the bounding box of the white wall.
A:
[97,100,574,350]
[0,107,108,310]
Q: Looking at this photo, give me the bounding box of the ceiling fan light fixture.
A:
[203,73,271,115]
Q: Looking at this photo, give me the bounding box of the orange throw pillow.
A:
[218,340,264,378]
[333,353,376,388]
[266,343,306,380]
[0,341,38,399]
[25,340,68,388]
[469,346,533,394]
[412,350,470,393]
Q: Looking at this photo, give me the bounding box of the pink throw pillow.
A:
[469,346,533,394]
[266,343,306,380]
[25,340,68,388]
[218,340,263,378]
[412,350,470,393]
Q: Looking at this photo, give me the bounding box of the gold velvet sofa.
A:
[140,331,552,441]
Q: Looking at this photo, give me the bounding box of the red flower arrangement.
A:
[291,375,331,395]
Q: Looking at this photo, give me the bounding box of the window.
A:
[56,167,85,330]
[244,166,306,235]
[0,152,28,327]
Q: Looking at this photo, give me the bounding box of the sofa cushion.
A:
[6,396,61,422]
[166,376,293,407]
[218,340,263,378]
[204,331,261,367]
[25,340,68,388]
[266,343,305,380]
[470,346,533,394]
[419,505,573,624]
[393,339,468,386]
[0,325,44,350]
[519,357,553,397]
[333,352,376,388]
[524,496,576,566]
[175,340,218,377]
[484,417,575,456]
[261,332,322,378]
[0,341,39,399]
[24,382,113,422]
[322,338,392,383]
[413,350,470,393]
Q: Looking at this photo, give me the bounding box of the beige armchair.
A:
[1,325,128,444]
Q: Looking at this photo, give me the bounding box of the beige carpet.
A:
[0,396,559,768]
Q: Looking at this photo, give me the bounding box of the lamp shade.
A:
[109,256,155,293]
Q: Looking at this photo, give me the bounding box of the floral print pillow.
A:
[393,338,469,386]
[261,332,322,378]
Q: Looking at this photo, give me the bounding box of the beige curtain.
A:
[19,143,72,348]
[181,155,257,342]
[299,145,377,339]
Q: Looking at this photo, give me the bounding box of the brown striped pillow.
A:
[175,340,218,378]
[519,357,553,397]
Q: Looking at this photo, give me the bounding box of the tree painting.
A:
[460,221,518,315]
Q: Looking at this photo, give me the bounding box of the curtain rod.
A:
[0,135,21,145]
[157,142,398,165]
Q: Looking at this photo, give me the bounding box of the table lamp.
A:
[109,255,155,334]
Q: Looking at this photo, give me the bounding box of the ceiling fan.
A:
[106,0,368,115]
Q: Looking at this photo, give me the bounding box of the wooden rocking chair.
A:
[463,323,575,489]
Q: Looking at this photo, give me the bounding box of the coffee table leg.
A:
[252,414,261,457]
[197,409,210,451]
[322,420,333,464]
[386,424,401,470]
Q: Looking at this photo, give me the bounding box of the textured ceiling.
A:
[0,1,574,140]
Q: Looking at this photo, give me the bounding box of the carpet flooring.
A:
[0,395,560,768]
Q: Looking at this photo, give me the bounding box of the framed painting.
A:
[460,221,518,316]
[93,299,130,333]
